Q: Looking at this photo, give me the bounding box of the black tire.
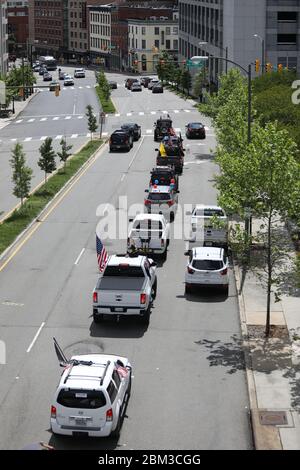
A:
[151,278,157,300]
[161,249,167,261]
[170,212,174,222]
[167,238,170,247]
[222,285,229,296]
[141,307,150,324]
[93,313,104,323]
[185,284,192,295]
[127,145,131,151]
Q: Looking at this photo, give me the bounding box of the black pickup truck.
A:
[155,139,185,175]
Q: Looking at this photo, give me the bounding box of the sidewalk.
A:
[234,220,300,450]
[0,91,38,131]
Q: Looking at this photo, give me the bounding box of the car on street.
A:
[64,75,74,86]
[144,185,179,221]
[141,77,151,88]
[39,66,47,76]
[185,247,229,295]
[32,64,40,72]
[59,71,66,80]
[43,72,52,81]
[152,83,163,93]
[121,123,141,141]
[50,339,132,437]
[92,254,157,324]
[148,78,160,90]
[109,130,133,152]
[188,205,228,249]
[185,122,206,139]
[49,81,61,92]
[127,213,170,259]
[131,82,142,92]
[109,81,118,89]
[149,166,179,191]
[125,78,139,89]
[74,68,85,78]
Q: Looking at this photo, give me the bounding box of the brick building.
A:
[7,0,28,49]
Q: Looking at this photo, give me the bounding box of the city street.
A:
[0,73,252,449]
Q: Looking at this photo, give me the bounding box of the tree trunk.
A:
[265,213,272,337]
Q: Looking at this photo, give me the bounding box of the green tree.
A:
[38,137,57,185]
[86,104,98,140]
[192,67,208,101]
[10,143,32,206]
[57,137,73,171]
[180,68,192,96]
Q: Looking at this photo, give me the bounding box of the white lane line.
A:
[139,112,144,115]
[128,135,145,170]
[26,322,45,353]
[174,128,181,132]
[184,110,191,113]
[40,136,47,140]
[102,132,108,136]
[24,137,32,142]
[74,248,85,265]
[115,113,120,117]
[146,129,152,134]
[174,110,179,113]
[151,111,156,115]
[120,174,126,182]
[77,115,83,119]
[73,103,76,115]
[11,138,17,141]
[28,118,35,122]
[65,116,71,120]
[55,135,63,140]
[86,85,91,89]
[126,112,132,116]
[162,110,168,113]
[71,134,78,139]
[16,119,23,123]
[40,117,47,122]
[78,86,83,89]
[53,116,59,120]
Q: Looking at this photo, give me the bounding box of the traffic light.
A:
[278,63,283,73]
[255,59,260,73]
[55,85,60,97]
[266,62,273,73]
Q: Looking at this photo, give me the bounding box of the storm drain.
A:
[259,411,288,426]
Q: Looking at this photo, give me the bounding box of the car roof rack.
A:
[100,360,111,385]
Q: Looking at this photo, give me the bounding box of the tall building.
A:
[0,0,8,75]
[7,0,29,51]
[178,0,300,82]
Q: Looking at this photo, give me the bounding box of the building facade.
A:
[0,0,8,75]
[128,17,178,72]
[89,3,114,65]
[178,0,300,82]
[7,0,28,49]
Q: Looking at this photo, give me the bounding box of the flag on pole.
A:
[96,235,108,272]
[159,142,167,157]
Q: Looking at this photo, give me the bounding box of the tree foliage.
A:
[57,138,73,171]
[38,137,57,184]
[86,104,98,139]
[10,143,32,206]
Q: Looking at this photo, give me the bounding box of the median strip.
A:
[0,139,103,257]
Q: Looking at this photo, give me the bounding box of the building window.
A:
[173,39,178,50]
[141,54,147,71]
[142,39,146,49]
[154,39,159,49]
[173,27,178,34]
[142,27,145,35]
[166,39,170,49]
[166,27,170,35]
[277,34,297,45]
[278,12,297,23]
[154,27,159,35]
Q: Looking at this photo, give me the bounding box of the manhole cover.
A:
[259,411,288,426]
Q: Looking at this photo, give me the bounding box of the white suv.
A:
[74,68,85,78]
[185,247,229,294]
[50,346,132,438]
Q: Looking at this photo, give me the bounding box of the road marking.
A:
[11,138,17,142]
[162,110,168,113]
[16,119,23,123]
[184,110,191,113]
[105,114,109,117]
[24,137,32,142]
[146,129,152,134]
[71,134,78,138]
[55,135,62,140]
[115,113,120,117]
[126,112,132,116]
[28,118,35,122]
[74,248,85,265]
[86,132,91,137]
[206,133,215,137]
[128,135,145,170]
[78,86,83,89]
[40,136,47,140]
[151,111,156,115]
[86,85,91,89]
[53,117,60,120]
[73,103,76,115]
[139,112,144,115]
[175,128,181,132]
[120,174,126,182]
[174,110,179,113]
[65,116,71,120]
[26,322,45,353]
[40,117,47,122]
[2,301,24,307]
[77,115,83,119]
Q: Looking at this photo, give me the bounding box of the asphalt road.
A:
[0,73,252,449]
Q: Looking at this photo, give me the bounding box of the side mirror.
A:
[184,251,190,256]
[129,217,134,222]
[144,189,149,193]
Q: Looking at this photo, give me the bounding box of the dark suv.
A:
[109,130,133,152]
[154,116,173,142]
[121,123,141,141]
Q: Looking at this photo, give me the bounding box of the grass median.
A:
[0,139,103,256]
[95,85,116,113]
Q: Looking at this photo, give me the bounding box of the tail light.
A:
[167,200,174,207]
[106,408,113,422]
[140,293,147,304]
[144,199,151,206]
[161,239,165,247]
[51,405,56,419]
[187,267,195,274]
[93,292,98,303]
[220,268,228,276]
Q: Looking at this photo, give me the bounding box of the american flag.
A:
[96,235,108,272]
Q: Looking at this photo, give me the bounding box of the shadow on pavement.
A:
[48,433,119,450]
[176,289,228,303]
[89,314,149,339]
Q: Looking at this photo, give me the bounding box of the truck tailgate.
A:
[97,277,145,307]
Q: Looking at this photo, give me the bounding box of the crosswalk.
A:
[36,84,95,92]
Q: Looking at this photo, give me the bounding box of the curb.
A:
[0,139,107,264]
[0,91,39,131]
[233,261,283,450]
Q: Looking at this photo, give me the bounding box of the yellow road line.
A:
[0,143,107,273]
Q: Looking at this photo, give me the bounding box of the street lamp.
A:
[254,34,265,74]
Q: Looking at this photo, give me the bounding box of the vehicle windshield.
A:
[189,123,203,129]
[157,119,172,128]
[57,389,106,409]
[192,260,223,270]
[193,208,225,217]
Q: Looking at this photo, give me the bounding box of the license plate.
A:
[115,308,123,312]
[75,418,87,425]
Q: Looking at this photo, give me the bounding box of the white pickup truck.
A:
[187,205,228,250]
[93,254,157,324]
[127,214,170,259]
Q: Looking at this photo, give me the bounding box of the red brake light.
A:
[188,267,195,274]
[93,292,98,303]
[106,408,113,422]
[167,199,174,207]
[220,268,228,276]
[140,293,147,304]
[144,199,151,205]
[51,405,56,418]
[161,239,165,247]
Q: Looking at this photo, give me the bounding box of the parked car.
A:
[187,205,228,250]
[109,130,133,152]
[109,81,118,89]
[148,78,160,90]
[131,82,142,92]
[127,213,170,259]
[144,185,179,221]
[49,81,60,92]
[74,68,85,78]
[92,254,157,324]
[64,75,74,86]
[121,123,141,141]
[50,338,132,437]
[152,83,163,93]
[43,72,52,81]
[185,122,206,139]
[185,247,229,295]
